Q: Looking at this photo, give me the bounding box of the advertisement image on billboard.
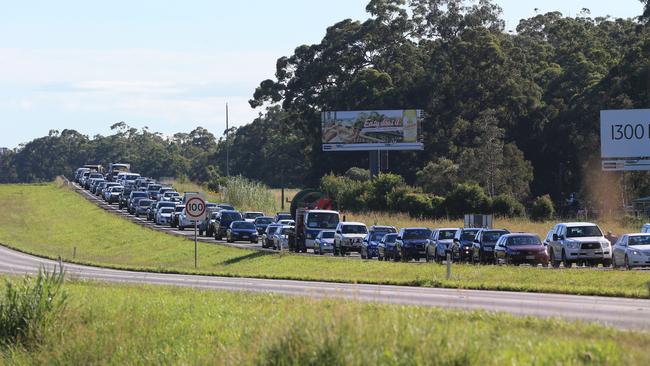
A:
[321,109,424,151]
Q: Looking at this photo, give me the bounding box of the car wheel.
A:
[199,230,204,236]
[179,225,184,231]
[625,255,632,270]
[425,250,431,263]
[603,259,612,268]
[562,250,572,268]
[549,249,560,268]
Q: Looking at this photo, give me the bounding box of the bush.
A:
[491,194,525,218]
[443,183,491,219]
[530,195,555,221]
[320,174,369,212]
[368,173,406,211]
[0,266,67,346]
[344,167,371,182]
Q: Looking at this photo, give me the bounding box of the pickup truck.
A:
[548,222,612,268]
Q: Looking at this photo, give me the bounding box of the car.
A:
[314,230,335,255]
[128,197,145,215]
[161,191,181,201]
[74,168,89,182]
[178,208,201,231]
[274,212,292,223]
[205,212,221,237]
[333,222,368,256]
[212,210,243,240]
[226,221,259,243]
[548,222,612,268]
[197,203,219,236]
[101,182,121,200]
[452,228,482,262]
[155,207,174,225]
[146,183,163,200]
[253,216,274,235]
[494,233,549,266]
[612,234,650,269]
[105,186,123,204]
[642,224,650,234]
[91,180,106,195]
[134,177,154,191]
[134,199,154,217]
[396,228,432,262]
[84,173,104,189]
[217,203,236,211]
[277,219,295,226]
[127,191,149,214]
[361,226,397,259]
[171,205,185,228]
[262,224,282,248]
[378,233,399,261]
[148,201,176,222]
[543,229,554,247]
[426,228,460,263]
[271,225,294,249]
[471,229,510,264]
[243,211,264,222]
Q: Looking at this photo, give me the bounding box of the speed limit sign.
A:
[185,196,206,220]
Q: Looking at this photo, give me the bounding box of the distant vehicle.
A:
[543,230,554,247]
[94,181,108,196]
[314,230,335,255]
[105,186,123,204]
[253,216,274,235]
[74,168,90,182]
[205,212,221,237]
[83,164,104,174]
[361,226,397,259]
[217,203,236,211]
[161,191,181,201]
[471,229,510,264]
[134,178,155,191]
[212,210,243,240]
[198,203,218,236]
[178,208,198,231]
[149,201,176,222]
[146,183,162,199]
[127,191,148,213]
[134,199,153,217]
[89,178,105,194]
[274,212,292,222]
[277,219,295,226]
[156,207,174,225]
[426,228,459,263]
[107,163,130,182]
[294,209,340,253]
[262,224,282,248]
[612,234,650,269]
[378,233,399,261]
[548,222,612,268]
[226,221,259,244]
[182,192,200,204]
[453,228,482,263]
[79,171,91,186]
[396,228,432,262]
[494,233,549,267]
[84,173,103,189]
[171,205,185,228]
[642,224,650,234]
[271,225,294,250]
[243,212,264,222]
[334,222,368,256]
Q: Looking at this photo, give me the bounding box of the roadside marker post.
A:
[185,196,207,269]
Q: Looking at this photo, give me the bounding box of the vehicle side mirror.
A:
[552,234,558,241]
[474,239,479,243]
[397,237,402,241]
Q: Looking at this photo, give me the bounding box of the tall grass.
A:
[0,265,67,346]
[221,176,277,213]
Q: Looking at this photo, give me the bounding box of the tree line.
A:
[2,0,650,214]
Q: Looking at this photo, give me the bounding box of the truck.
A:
[289,209,340,253]
[83,164,104,174]
[107,163,131,182]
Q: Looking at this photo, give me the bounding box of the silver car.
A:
[612,234,650,269]
[156,207,174,225]
[314,230,335,255]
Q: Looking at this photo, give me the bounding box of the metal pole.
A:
[226,102,230,177]
[194,220,198,269]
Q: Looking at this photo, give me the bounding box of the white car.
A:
[156,207,174,225]
[333,222,368,256]
[642,224,650,234]
[178,209,198,231]
[243,211,264,222]
[612,234,650,269]
[548,222,612,268]
[105,186,123,204]
[314,230,335,255]
[272,225,294,250]
[277,219,295,226]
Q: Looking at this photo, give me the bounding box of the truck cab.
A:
[293,209,340,252]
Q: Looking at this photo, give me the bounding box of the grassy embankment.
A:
[2,279,649,365]
[0,182,648,298]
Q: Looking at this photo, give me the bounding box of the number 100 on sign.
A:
[601,110,650,158]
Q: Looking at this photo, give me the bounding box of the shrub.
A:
[320,174,369,212]
[0,266,67,346]
[530,195,555,221]
[491,194,525,218]
[344,167,371,182]
[368,173,406,211]
[401,193,434,218]
[443,183,491,219]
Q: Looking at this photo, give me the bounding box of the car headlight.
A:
[601,241,610,249]
[631,250,642,256]
[566,242,581,249]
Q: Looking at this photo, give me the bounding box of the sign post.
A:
[185,196,206,268]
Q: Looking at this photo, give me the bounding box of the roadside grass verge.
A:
[0,183,649,298]
[1,280,648,365]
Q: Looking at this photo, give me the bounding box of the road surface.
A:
[1,244,649,331]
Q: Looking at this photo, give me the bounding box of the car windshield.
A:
[307,212,339,229]
[245,213,263,219]
[507,236,542,246]
[404,229,431,240]
[280,228,292,235]
[255,218,273,224]
[342,225,367,234]
[321,232,335,239]
[219,205,235,211]
[222,212,243,221]
[276,214,291,220]
[232,222,255,229]
[370,232,386,241]
[148,185,161,191]
[483,231,508,242]
[165,192,180,197]
[438,230,456,240]
[125,174,139,180]
[384,234,398,243]
[566,226,602,238]
[160,208,173,214]
[132,192,147,198]
[629,236,650,246]
[175,206,185,212]
[112,188,123,192]
[461,230,480,240]
[139,200,152,206]
[268,226,280,234]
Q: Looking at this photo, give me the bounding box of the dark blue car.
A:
[396,228,432,262]
[361,226,397,259]
[453,228,482,262]
[254,216,274,235]
[226,221,259,243]
[378,233,399,261]
[471,229,510,264]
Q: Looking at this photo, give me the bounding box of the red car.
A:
[494,233,549,266]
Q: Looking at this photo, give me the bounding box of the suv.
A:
[334,222,368,256]
[171,204,185,228]
[453,228,482,262]
[548,222,612,268]
[471,229,510,264]
[396,227,432,262]
[426,228,460,263]
[212,210,244,240]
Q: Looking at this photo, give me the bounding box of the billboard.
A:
[601,109,650,158]
[322,109,424,151]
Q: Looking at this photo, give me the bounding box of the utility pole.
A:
[226,102,230,177]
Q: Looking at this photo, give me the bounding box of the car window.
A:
[370,232,386,241]
[160,208,173,214]
[482,231,508,242]
[566,226,602,238]
[506,236,542,246]
[255,218,273,224]
[628,235,650,246]
[403,229,431,240]
[321,232,335,239]
[384,234,398,243]
[461,230,480,240]
[437,230,456,240]
[222,212,243,221]
[342,225,368,234]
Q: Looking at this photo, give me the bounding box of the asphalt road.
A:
[1,244,649,331]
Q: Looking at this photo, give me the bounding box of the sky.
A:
[0,0,644,148]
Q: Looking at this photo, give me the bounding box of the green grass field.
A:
[0,182,648,298]
[1,279,648,365]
